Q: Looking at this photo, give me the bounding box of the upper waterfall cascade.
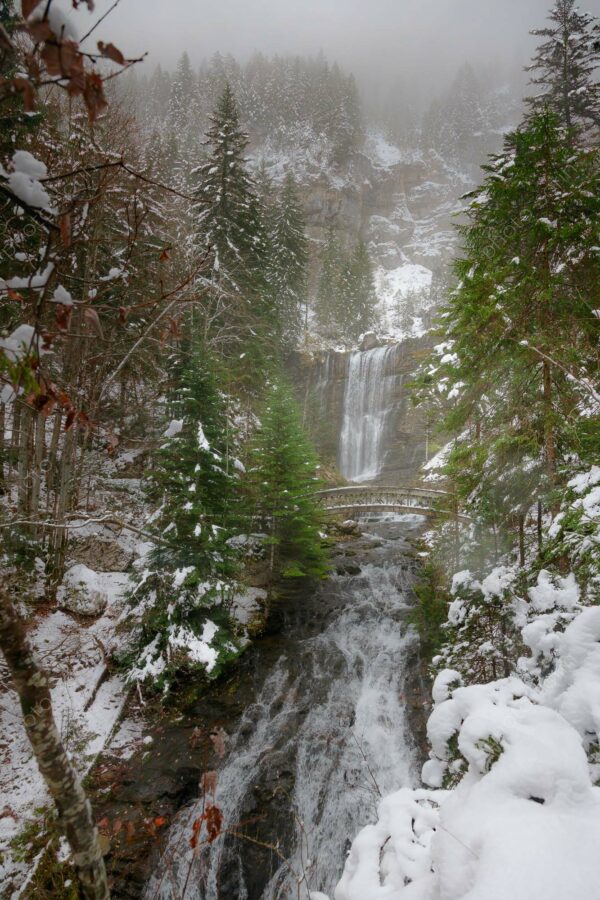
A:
[338,345,400,482]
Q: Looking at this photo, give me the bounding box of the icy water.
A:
[145,514,424,900]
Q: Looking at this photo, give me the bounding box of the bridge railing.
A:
[315,484,455,515]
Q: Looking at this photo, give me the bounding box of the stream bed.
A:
[95,514,430,900]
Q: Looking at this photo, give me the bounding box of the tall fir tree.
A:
[270,173,309,351]
[421,112,600,526]
[337,239,378,342]
[526,0,600,131]
[246,380,328,585]
[127,338,241,692]
[193,83,274,365]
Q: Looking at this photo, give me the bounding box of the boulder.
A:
[58,564,108,617]
[359,332,380,351]
[70,536,134,572]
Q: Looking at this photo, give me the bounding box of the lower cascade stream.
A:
[144,514,426,900]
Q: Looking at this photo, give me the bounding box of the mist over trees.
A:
[0,0,599,896]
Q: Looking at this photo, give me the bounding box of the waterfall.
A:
[144,517,421,899]
[338,345,399,483]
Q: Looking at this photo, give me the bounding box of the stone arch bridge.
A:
[315,484,466,520]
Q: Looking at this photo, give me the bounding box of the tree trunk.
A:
[0,589,109,900]
[30,411,46,536]
[0,402,5,494]
[11,398,22,470]
[543,359,557,487]
[518,514,525,568]
[46,409,63,509]
[17,404,33,519]
[47,427,76,595]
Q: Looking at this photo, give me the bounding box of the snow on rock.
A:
[231,586,267,627]
[58,563,110,617]
[375,263,434,342]
[365,131,405,170]
[163,418,184,438]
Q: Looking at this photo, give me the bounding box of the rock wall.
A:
[292,336,431,486]
[297,139,468,278]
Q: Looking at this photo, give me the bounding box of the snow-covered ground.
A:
[0,459,151,895]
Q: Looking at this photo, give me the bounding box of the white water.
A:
[145,520,419,899]
[338,346,400,483]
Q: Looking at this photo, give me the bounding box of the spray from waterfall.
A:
[338,346,399,482]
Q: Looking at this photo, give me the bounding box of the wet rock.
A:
[336,562,361,576]
[359,331,380,351]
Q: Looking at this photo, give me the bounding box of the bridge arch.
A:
[315,485,465,520]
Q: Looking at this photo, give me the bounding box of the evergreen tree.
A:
[127,340,241,692]
[422,112,600,525]
[270,173,309,350]
[526,0,600,131]
[246,380,328,583]
[196,83,269,318]
[337,239,378,342]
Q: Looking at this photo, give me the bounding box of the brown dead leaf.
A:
[105,430,119,454]
[205,805,223,843]
[55,304,72,333]
[27,19,52,43]
[83,71,108,122]
[11,77,35,112]
[22,0,41,17]
[97,41,125,65]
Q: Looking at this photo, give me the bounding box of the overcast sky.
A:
[86,0,600,98]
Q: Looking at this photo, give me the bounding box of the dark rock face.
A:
[293,337,431,486]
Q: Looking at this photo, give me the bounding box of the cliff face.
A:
[293,337,431,487]
[297,134,469,278]
[271,132,461,478]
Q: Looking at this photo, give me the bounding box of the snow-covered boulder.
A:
[58,564,109,617]
[335,675,600,900]
[359,331,380,351]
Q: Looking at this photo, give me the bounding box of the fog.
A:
[88,0,600,100]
